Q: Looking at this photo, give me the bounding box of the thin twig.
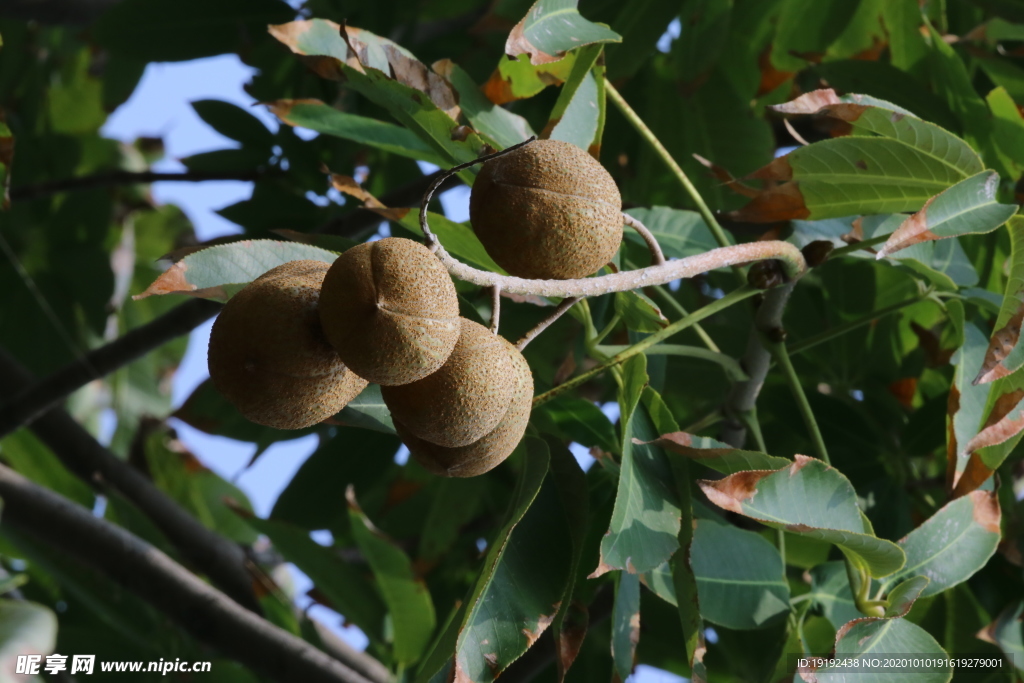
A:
[516,297,581,351]
[0,347,258,611]
[769,340,830,464]
[490,285,502,334]
[0,464,387,683]
[419,139,806,299]
[623,213,665,265]
[10,170,271,202]
[0,299,222,440]
[604,83,734,253]
[533,285,760,407]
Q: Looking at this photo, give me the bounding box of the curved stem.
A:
[623,213,665,265]
[770,339,830,464]
[596,344,745,380]
[650,285,721,354]
[419,140,807,300]
[516,297,581,351]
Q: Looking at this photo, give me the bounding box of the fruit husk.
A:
[398,339,533,477]
[208,260,368,430]
[382,318,517,448]
[319,237,461,386]
[470,139,622,280]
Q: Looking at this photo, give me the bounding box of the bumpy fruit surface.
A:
[396,336,533,477]
[319,237,460,386]
[381,319,516,448]
[469,139,622,279]
[208,260,367,430]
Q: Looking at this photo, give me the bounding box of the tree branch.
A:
[0,347,258,612]
[720,283,796,450]
[0,299,222,440]
[0,464,388,683]
[416,141,807,299]
[10,170,270,202]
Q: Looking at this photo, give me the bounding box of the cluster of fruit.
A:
[207,140,622,477]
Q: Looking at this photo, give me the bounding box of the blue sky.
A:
[100,50,685,683]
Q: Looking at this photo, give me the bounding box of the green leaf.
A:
[433,62,535,150]
[95,0,293,61]
[135,239,338,301]
[877,172,1017,258]
[879,490,1001,597]
[736,89,984,222]
[506,0,622,65]
[482,53,578,103]
[181,148,269,173]
[192,100,274,150]
[270,20,490,168]
[699,456,906,577]
[671,0,733,84]
[980,600,1024,672]
[594,356,681,575]
[771,0,861,71]
[174,379,320,451]
[985,86,1024,177]
[812,618,951,681]
[545,44,604,152]
[883,575,930,618]
[418,477,488,564]
[452,438,574,682]
[535,397,619,454]
[615,290,668,333]
[605,0,688,80]
[270,428,400,530]
[623,207,720,258]
[397,211,503,273]
[0,431,94,507]
[334,384,395,434]
[808,561,861,630]
[0,600,57,675]
[643,433,792,475]
[347,488,436,665]
[690,515,790,630]
[269,99,445,164]
[245,516,387,645]
[611,572,640,681]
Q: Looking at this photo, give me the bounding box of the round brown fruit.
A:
[318,237,460,386]
[381,319,516,448]
[469,138,622,280]
[395,336,533,477]
[208,260,367,430]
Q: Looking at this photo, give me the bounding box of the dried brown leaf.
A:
[961,389,1024,457]
[555,601,588,682]
[974,296,1024,384]
[876,195,940,258]
[728,181,810,223]
[697,469,776,514]
[329,174,410,222]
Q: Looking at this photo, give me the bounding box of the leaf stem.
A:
[787,294,928,356]
[827,234,889,259]
[533,286,759,406]
[595,343,745,379]
[769,340,830,464]
[650,286,721,353]
[605,82,733,252]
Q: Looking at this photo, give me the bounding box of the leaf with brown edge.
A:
[728,179,810,223]
[692,153,759,198]
[975,293,1024,384]
[699,455,905,578]
[641,432,791,474]
[801,617,950,680]
[269,20,488,167]
[134,240,339,301]
[878,491,1001,598]
[876,172,1016,258]
[958,389,1024,477]
[505,0,621,66]
[554,601,587,682]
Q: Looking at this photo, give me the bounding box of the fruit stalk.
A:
[418,142,807,298]
[623,212,665,265]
